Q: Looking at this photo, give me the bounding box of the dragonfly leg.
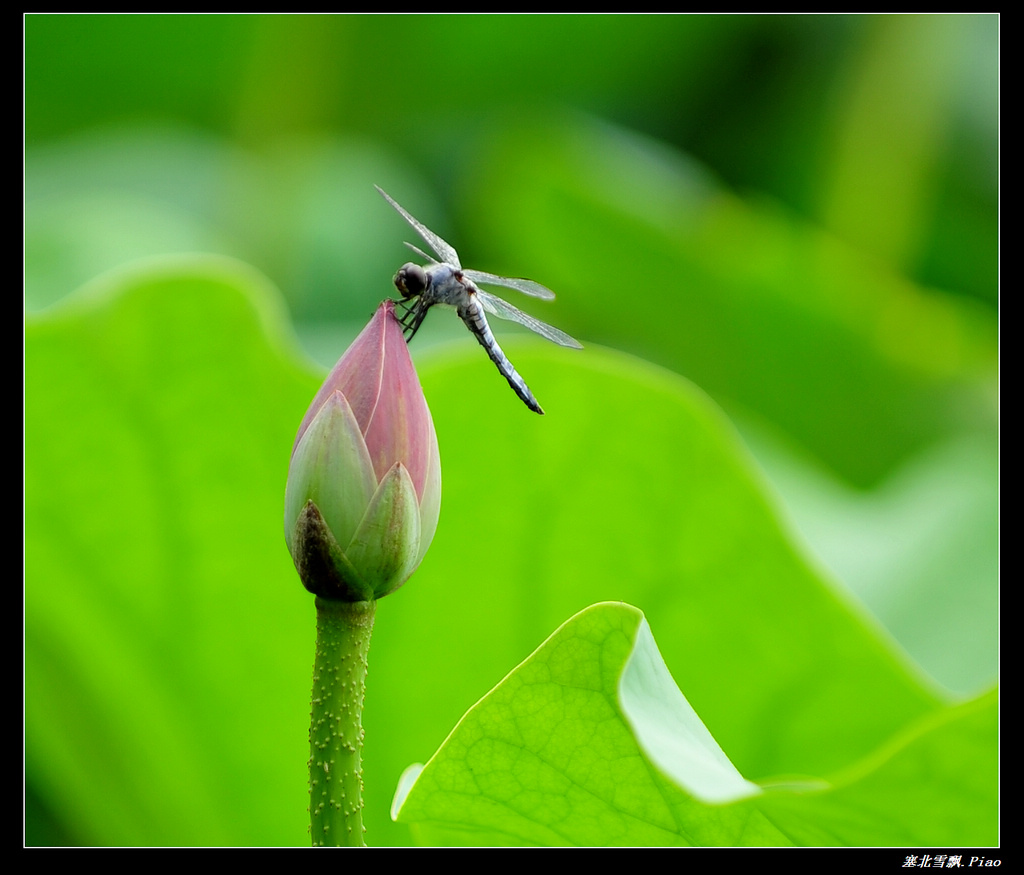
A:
[395,298,426,343]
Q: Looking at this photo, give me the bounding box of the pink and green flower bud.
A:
[285,300,441,602]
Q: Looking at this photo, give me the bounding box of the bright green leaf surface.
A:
[26,259,994,845]
[26,257,320,845]
[394,603,995,847]
[393,603,769,846]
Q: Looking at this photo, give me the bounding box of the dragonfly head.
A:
[393,262,427,299]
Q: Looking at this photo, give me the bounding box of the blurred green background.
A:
[25,14,998,846]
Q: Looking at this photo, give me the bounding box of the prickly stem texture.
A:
[308,597,376,846]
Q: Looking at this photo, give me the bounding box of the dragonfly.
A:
[376,185,582,415]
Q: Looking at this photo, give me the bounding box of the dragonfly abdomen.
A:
[459,297,544,415]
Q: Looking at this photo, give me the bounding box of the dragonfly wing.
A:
[475,289,582,349]
[463,269,555,301]
[404,241,439,264]
[376,185,461,269]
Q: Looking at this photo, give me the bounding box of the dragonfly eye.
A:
[394,263,427,298]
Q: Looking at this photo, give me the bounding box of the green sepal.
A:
[291,500,375,602]
[345,461,422,599]
[285,391,377,556]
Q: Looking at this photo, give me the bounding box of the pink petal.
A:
[292,301,436,502]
